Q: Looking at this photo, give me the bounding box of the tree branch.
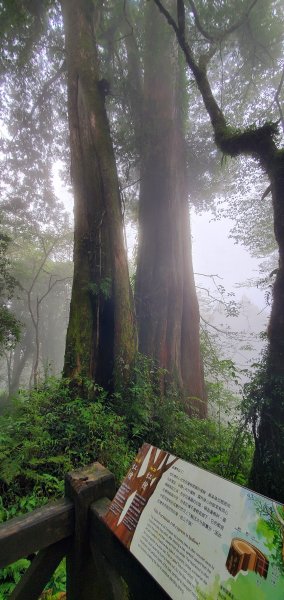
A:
[38,276,72,306]
[274,63,284,134]
[153,0,226,131]
[187,0,259,43]
[261,184,272,201]
[29,61,66,120]
[121,177,141,191]
[187,0,215,43]
[29,242,55,295]
[200,315,235,336]
[177,0,185,36]
[153,0,278,167]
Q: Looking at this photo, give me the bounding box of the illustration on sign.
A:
[226,538,268,578]
[104,443,177,548]
[103,443,284,600]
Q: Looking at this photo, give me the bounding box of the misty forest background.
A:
[1,0,284,596]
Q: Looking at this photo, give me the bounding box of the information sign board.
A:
[103,443,284,599]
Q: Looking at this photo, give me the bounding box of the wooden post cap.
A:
[65,462,116,502]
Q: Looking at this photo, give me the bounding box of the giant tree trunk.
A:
[61,0,136,391]
[134,2,205,416]
[153,0,284,499]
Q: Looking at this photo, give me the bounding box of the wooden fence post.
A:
[65,462,115,600]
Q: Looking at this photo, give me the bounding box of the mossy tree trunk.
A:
[61,0,136,391]
[154,0,284,500]
[249,151,284,502]
[126,2,205,416]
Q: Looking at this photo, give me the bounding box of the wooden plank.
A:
[0,499,74,569]
[65,462,116,600]
[90,498,170,600]
[10,537,70,600]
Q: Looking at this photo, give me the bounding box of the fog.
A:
[192,210,268,307]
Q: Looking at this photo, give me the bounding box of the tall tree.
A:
[154,0,284,500]
[0,0,137,394]
[122,1,206,415]
[60,0,137,391]
[0,231,20,357]
[0,0,73,391]
[7,225,72,394]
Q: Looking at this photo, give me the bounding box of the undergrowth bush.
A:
[0,378,133,598]
[0,377,133,514]
[0,363,254,599]
[113,354,253,485]
[0,558,30,599]
[0,364,253,514]
[113,354,184,450]
[172,416,253,485]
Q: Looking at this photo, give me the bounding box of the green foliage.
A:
[39,560,66,599]
[0,360,254,598]
[0,231,21,354]
[173,417,253,486]
[0,376,132,597]
[112,354,185,450]
[0,0,54,72]
[0,359,254,517]
[241,349,284,438]
[87,277,112,299]
[0,377,132,511]
[0,306,21,352]
[112,354,253,485]
[242,349,284,500]
[254,499,284,573]
[200,328,241,413]
[0,558,30,599]
[0,552,65,600]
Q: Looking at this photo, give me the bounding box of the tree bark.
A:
[8,328,33,398]
[61,0,136,391]
[134,2,205,415]
[154,0,284,499]
[249,158,284,502]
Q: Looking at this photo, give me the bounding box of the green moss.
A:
[63,343,77,375]
[215,121,279,159]
[215,124,241,140]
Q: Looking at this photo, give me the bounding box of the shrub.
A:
[0,377,133,512]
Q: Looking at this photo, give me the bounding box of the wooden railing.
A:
[0,463,169,600]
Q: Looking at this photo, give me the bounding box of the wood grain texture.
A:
[65,462,116,600]
[0,499,74,569]
[10,537,70,600]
